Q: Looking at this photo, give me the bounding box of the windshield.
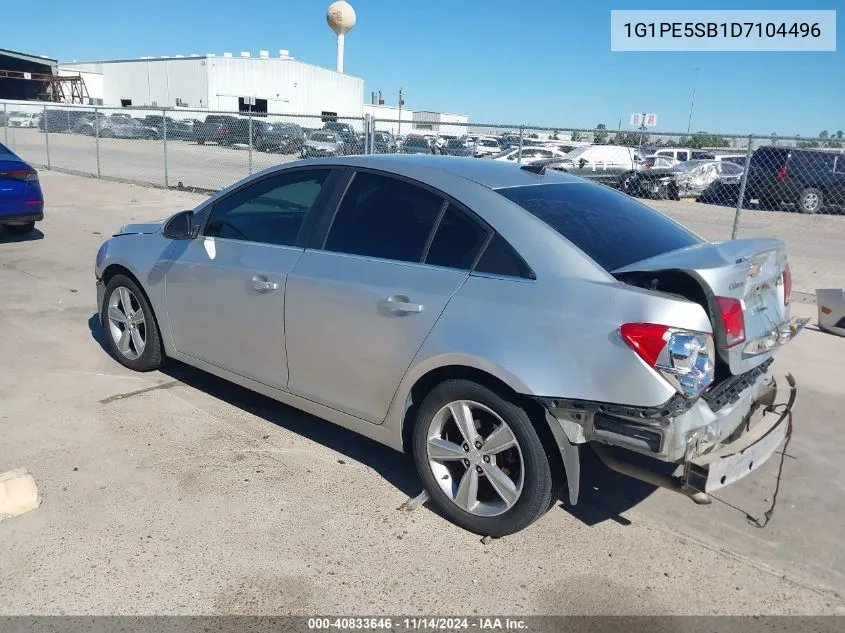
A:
[446,139,466,148]
[309,132,337,142]
[405,137,429,147]
[496,182,701,271]
[478,139,499,148]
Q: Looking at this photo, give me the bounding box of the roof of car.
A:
[303,154,580,189]
[0,143,26,163]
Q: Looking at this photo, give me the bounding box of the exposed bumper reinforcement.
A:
[592,374,797,505]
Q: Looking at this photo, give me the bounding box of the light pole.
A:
[397,87,404,137]
[686,67,700,135]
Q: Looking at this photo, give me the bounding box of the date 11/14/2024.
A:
[307,617,528,630]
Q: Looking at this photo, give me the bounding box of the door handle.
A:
[383,295,424,314]
[251,276,278,292]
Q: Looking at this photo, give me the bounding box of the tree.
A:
[819,130,829,140]
[593,123,608,144]
[570,130,583,141]
[551,129,560,140]
[679,133,729,149]
[528,132,539,139]
[615,131,649,146]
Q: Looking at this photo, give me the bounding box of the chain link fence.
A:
[2,100,842,298]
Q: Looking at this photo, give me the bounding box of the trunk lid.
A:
[614,238,798,376]
[0,160,34,199]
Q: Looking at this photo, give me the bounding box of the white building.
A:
[363,103,469,137]
[59,50,364,120]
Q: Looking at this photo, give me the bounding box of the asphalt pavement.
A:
[1,171,843,616]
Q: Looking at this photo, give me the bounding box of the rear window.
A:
[750,147,789,171]
[496,182,701,271]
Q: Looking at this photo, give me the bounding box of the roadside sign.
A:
[245,96,256,106]
[630,112,658,127]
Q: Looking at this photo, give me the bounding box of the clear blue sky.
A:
[7,0,842,136]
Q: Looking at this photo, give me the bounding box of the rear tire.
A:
[412,379,556,537]
[197,140,205,145]
[798,187,823,214]
[4,222,35,235]
[100,274,164,372]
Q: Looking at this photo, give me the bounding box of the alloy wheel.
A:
[107,286,147,361]
[426,400,524,517]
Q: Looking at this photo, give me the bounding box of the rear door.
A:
[284,170,489,423]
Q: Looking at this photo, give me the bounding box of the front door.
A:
[163,167,336,388]
[285,171,490,423]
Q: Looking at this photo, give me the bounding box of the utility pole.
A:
[397,87,404,137]
[638,112,647,152]
[686,67,700,134]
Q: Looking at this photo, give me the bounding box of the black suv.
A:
[745,146,845,213]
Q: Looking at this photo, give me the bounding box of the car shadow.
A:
[554,446,677,527]
[87,313,421,497]
[0,227,44,242]
[88,313,111,354]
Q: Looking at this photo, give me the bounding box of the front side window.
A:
[324,172,444,263]
[204,169,331,246]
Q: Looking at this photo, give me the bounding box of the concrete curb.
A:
[0,468,40,521]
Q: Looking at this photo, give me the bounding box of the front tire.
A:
[412,380,556,537]
[100,274,164,372]
[798,187,823,214]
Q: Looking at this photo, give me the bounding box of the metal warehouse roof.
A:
[0,49,58,66]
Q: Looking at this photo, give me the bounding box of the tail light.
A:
[776,164,788,181]
[619,323,715,398]
[715,296,746,348]
[782,264,791,306]
[219,125,229,134]
[1,169,39,182]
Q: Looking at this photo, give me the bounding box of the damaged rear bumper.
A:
[684,374,795,494]
[540,372,797,506]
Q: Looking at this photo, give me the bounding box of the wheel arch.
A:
[395,360,566,489]
[99,264,163,338]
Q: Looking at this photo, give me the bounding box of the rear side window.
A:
[324,172,444,263]
[425,205,488,270]
[496,182,701,272]
[474,233,535,279]
[793,151,837,171]
[750,147,789,171]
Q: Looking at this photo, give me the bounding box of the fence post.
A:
[363,115,370,154]
[731,136,754,240]
[43,105,51,170]
[518,126,524,164]
[162,108,169,187]
[94,106,101,178]
[248,111,253,175]
[3,104,6,145]
[371,118,377,154]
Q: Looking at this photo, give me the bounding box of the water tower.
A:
[326,1,356,73]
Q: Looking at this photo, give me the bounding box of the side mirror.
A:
[162,210,195,240]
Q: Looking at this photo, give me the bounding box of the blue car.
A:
[1,143,44,235]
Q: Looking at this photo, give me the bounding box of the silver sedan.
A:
[95,155,804,536]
